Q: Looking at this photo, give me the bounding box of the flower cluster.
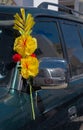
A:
[13,8,39,79]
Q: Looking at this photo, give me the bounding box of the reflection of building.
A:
[59,0,75,8]
[0,0,16,5]
[0,0,75,7]
[0,0,32,6]
[0,0,58,6]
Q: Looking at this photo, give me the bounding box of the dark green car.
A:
[0,2,83,130]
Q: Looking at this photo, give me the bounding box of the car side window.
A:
[60,21,83,76]
[32,18,63,59]
[0,12,14,20]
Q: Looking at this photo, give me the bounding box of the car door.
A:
[59,19,83,91]
[0,21,32,130]
[24,16,83,130]
[26,16,68,129]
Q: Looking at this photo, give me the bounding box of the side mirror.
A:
[33,57,69,89]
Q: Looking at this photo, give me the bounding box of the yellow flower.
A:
[21,56,39,79]
[13,8,35,35]
[13,34,37,57]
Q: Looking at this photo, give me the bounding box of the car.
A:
[0,2,83,130]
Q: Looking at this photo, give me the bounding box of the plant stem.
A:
[29,82,35,120]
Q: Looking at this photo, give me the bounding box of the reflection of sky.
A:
[61,24,83,63]
[33,22,59,43]
[40,61,66,69]
[35,30,52,38]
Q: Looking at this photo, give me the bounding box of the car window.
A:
[32,18,63,59]
[60,21,83,76]
[0,25,17,87]
[0,26,14,62]
[0,12,13,20]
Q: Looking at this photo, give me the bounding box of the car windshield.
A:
[0,24,17,87]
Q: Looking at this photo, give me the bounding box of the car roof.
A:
[0,2,83,24]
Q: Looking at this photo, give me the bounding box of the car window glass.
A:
[60,22,83,76]
[0,25,17,87]
[32,19,63,59]
[0,27,14,62]
[0,12,13,20]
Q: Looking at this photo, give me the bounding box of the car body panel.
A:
[0,3,83,130]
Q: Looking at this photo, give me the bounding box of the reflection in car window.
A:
[0,12,14,20]
[38,70,45,77]
[0,26,17,87]
[0,26,15,62]
[32,19,63,59]
[60,21,83,76]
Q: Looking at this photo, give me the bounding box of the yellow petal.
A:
[20,8,25,22]
[14,20,24,29]
[13,35,37,57]
[21,57,39,79]
[14,13,24,25]
[13,24,24,34]
[25,13,35,33]
[13,9,35,34]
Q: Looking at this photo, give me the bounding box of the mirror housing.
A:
[33,57,69,89]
